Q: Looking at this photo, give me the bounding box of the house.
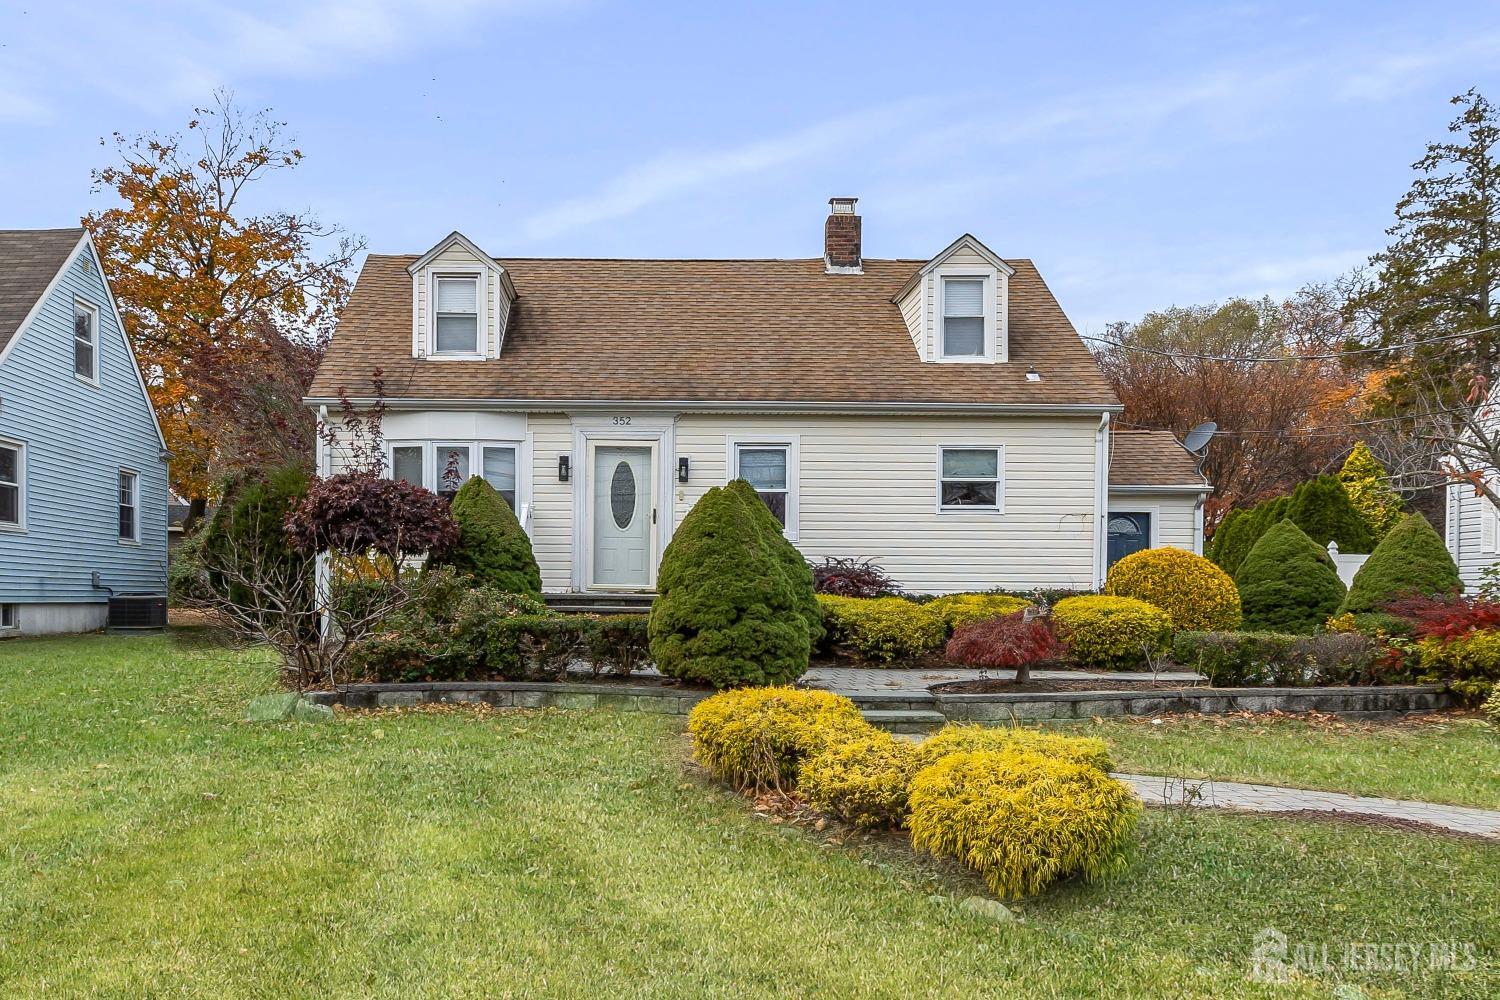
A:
[0,228,169,636]
[307,199,1205,596]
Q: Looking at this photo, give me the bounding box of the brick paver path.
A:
[1115,773,1500,838]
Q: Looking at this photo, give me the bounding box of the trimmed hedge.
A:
[800,731,919,829]
[1104,547,1241,631]
[912,724,1112,773]
[1051,595,1173,669]
[925,593,1033,629]
[1235,520,1345,634]
[428,477,542,598]
[686,687,866,790]
[1170,630,1379,687]
[1340,513,1461,614]
[816,594,948,662]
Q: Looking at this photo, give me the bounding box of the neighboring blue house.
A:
[0,228,168,636]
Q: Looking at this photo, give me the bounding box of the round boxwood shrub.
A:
[427,477,542,598]
[650,486,811,687]
[1339,513,1461,614]
[1286,474,1376,553]
[1234,519,1346,634]
[725,479,824,648]
[686,687,867,790]
[800,730,919,829]
[908,748,1139,899]
[911,723,1112,773]
[1104,547,1241,631]
[816,594,947,662]
[925,593,1032,629]
[1051,595,1173,668]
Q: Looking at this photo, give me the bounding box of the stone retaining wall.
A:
[924,684,1450,721]
[307,681,710,714]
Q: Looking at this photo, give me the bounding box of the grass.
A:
[1043,714,1500,809]
[0,632,1495,998]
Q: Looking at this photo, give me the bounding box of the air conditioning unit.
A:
[107,594,167,632]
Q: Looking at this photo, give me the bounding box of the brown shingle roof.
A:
[309,255,1121,408]
[0,228,84,353]
[1110,430,1209,488]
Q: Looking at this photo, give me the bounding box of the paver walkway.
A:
[802,665,1204,696]
[1114,773,1500,839]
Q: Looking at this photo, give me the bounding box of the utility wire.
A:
[1081,324,1498,364]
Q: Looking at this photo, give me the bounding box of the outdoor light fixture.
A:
[558,455,571,482]
[678,457,690,483]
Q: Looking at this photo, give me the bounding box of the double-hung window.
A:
[0,604,17,630]
[940,277,986,359]
[390,441,520,510]
[731,438,798,537]
[118,470,139,542]
[433,276,480,355]
[74,299,99,381]
[0,441,21,529]
[938,446,1003,511]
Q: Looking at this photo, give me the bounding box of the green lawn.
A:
[0,632,1495,998]
[1047,714,1500,809]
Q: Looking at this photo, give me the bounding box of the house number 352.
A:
[612,416,632,426]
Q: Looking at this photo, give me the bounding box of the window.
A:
[433,276,480,355]
[74,299,98,381]
[391,445,424,486]
[389,441,520,509]
[434,442,472,497]
[0,604,17,631]
[482,445,517,508]
[731,438,798,537]
[941,277,986,358]
[938,446,1002,511]
[0,441,21,529]
[118,470,139,541]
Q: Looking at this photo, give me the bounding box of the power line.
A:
[1117,402,1484,439]
[1082,325,1497,364]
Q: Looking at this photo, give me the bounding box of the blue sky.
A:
[2,1,1497,333]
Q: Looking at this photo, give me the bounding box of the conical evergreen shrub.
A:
[428,476,542,598]
[1338,443,1405,540]
[648,486,811,688]
[725,478,824,647]
[1339,513,1461,614]
[1286,475,1375,553]
[1212,495,1290,576]
[1235,519,1345,634]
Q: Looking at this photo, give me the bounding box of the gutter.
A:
[303,396,1123,417]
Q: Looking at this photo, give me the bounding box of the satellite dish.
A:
[1182,421,1217,455]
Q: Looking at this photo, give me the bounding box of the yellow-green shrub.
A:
[1105,547,1241,631]
[926,593,1033,629]
[1482,688,1500,726]
[1052,595,1173,668]
[1415,630,1500,706]
[800,731,919,829]
[908,749,1139,899]
[912,723,1112,773]
[687,687,868,790]
[816,594,947,662]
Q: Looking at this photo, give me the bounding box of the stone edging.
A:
[306,680,711,714]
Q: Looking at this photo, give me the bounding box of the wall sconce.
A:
[677,457,690,483]
[558,455,571,482]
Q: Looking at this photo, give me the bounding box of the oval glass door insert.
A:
[610,461,636,529]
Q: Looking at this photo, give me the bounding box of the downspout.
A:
[1094,411,1111,588]
[1193,492,1207,556]
[315,406,331,638]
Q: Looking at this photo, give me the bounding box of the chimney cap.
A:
[828,197,859,215]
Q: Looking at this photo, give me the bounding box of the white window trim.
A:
[117,468,141,544]
[73,297,100,386]
[425,268,487,360]
[0,437,25,533]
[935,443,1005,514]
[385,438,528,510]
[935,269,998,363]
[1106,506,1161,551]
[727,435,801,540]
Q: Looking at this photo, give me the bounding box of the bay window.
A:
[387,440,521,510]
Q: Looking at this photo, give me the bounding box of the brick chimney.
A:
[824,197,862,274]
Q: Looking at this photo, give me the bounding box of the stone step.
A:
[543,592,655,616]
[546,604,652,616]
[861,709,947,734]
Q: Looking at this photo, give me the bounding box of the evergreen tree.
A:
[1338,443,1405,540]
[428,477,542,598]
[1286,475,1376,553]
[724,479,824,647]
[1340,513,1462,614]
[1235,520,1346,634]
[1213,495,1290,576]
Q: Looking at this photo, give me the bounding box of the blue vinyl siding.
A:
[0,242,168,602]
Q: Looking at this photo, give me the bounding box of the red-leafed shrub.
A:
[1382,595,1500,643]
[945,610,1062,682]
[285,470,458,560]
[811,557,901,598]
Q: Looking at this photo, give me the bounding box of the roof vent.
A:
[824,197,862,274]
[1026,367,1042,382]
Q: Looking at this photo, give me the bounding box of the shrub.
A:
[800,731,919,829]
[810,556,901,598]
[428,477,542,598]
[1338,443,1405,540]
[1051,595,1172,669]
[945,611,1062,682]
[1482,688,1500,725]
[1340,514,1461,614]
[911,723,1113,773]
[1105,547,1241,631]
[491,613,597,681]
[1286,474,1375,554]
[1209,495,1290,576]
[1234,520,1345,634]
[649,486,811,688]
[926,593,1033,629]
[1170,630,1380,686]
[585,616,651,676]
[816,595,948,662]
[1381,594,1500,643]
[686,687,867,790]
[726,479,824,648]
[285,470,457,561]
[1416,630,1500,706]
[907,749,1139,899]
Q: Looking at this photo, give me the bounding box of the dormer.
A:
[407,231,517,360]
[893,234,1014,364]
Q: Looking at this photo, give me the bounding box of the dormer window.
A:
[940,277,987,359]
[433,276,480,355]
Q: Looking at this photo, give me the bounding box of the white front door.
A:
[589,443,655,589]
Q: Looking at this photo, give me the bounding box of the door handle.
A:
[652,507,658,524]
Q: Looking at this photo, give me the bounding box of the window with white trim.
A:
[0,441,21,529]
[118,470,139,541]
[731,439,798,537]
[389,440,520,509]
[432,276,480,355]
[434,442,472,497]
[74,299,99,381]
[0,604,17,631]
[938,446,1003,510]
[941,277,986,358]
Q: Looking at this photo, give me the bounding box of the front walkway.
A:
[802,665,1204,697]
[1115,773,1500,839]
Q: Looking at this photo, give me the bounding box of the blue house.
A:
[0,228,168,636]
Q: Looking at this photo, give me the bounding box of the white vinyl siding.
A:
[527,413,575,589]
[1451,480,1500,590]
[1108,491,1203,554]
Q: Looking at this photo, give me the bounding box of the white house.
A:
[307,199,1205,596]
